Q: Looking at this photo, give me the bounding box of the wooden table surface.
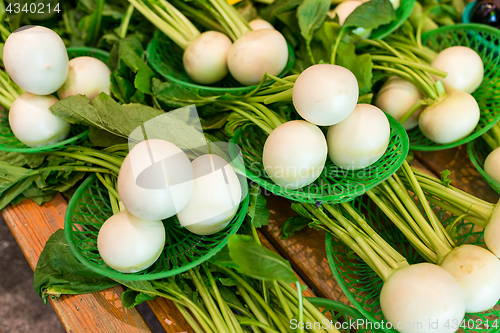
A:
[2,145,498,332]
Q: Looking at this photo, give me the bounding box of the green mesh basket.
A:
[146,31,295,96]
[64,174,249,281]
[307,297,374,332]
[409,24,500,151]
[230,113,409,204]
[326,195,500,333]
[370,0,416,39]
[0,46,110,153]
[467,138,500,194]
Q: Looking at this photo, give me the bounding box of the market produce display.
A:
[2,0,500,332]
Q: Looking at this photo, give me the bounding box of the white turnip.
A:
[263,120,327,190]
[327,104,390,170]
[9,92,70,147]
[3,25,68,95]
[292,64,359,126]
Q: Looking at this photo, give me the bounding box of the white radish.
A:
[380,263,465,333]
[117,139,194,221]
[418,91,479,144]
[484,147,500,184]
[263,120,327,190]
[374,76,423,130]
[3,25,69,95]
[57,56,111,101]
[485,204,500,258]
[227,29,288,86]
[97,211,165,273]
[327,104,390,170]
[183,31,233,85]
[440,244,500,313]
[177,154,242,235]
[431,46,484,94]
[328,1,372,39]
[249,18,275,30]
[292,64,359,126]
[9,92,70,147]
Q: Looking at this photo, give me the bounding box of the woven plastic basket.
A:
[146,31,295,97]
[408,24,500,151]
[230,113,409,204]
[370,0,416,39]
[64,174,249,281]
[0,46,110,153]
[467,138,500,194]
[326,195,500,333]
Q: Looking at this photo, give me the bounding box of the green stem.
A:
[331,26,346,65]
[339,202,408,264]
[224,105,274,135]
[372,55,447,78]
[273,281,293,321]
[263,88,293,105]
[174,303,207,333]
[189,269,228,333]
[296,281,304,333]
[118,4,135,39]
[218,267,289,333]
[372,65,416,83]
[65,147,124,167]
[204,266,236,333]
[237,286,272,330]
[50,152,121,174]
[399,98,426,125]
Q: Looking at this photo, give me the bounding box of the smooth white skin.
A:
[177,154,242,235]
[485,204,500,257]
[380,263,465,333]
[484,147,500,184]
[249,19,275,30]
[440,244,500,313]
[431,46,484,94]
[9,92,70,147]
[327,104,390,170]
[328,1,372,38]
[292,64,359,126]
[263,120,327,190]
[227,29,288,86]
[375,76,423,130]
[3,25,69,95]
[117,139,194,221]
[183,31,233,85]
[97,211,165,273]
[57,56,111,101]
[418,91,480,144]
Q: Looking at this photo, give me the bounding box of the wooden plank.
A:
[2,194,152,333]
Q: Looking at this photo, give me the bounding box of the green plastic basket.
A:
[326,195,500,333]
[370,0,416,39]
[409,24,500,151]
[307,297,376,332]
[230,113,409,204]
[467,138,500,194]
[0,46,110,153]
[146,31,296,97]
[64,174,249,281]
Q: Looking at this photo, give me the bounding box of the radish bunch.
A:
[3,25,111,148]
[129,0,288,86]
[263,64,391,189]
[98,139,245,273]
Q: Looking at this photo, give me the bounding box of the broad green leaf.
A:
[247,185,270,228]
[335,42,373,95]
[282,216,311,239]
[343,0,396,30]
[297,0,332,42]
[122,289,156,308]
[34,230,118,305]
[291,203,314,219]
[228,235,298,283]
